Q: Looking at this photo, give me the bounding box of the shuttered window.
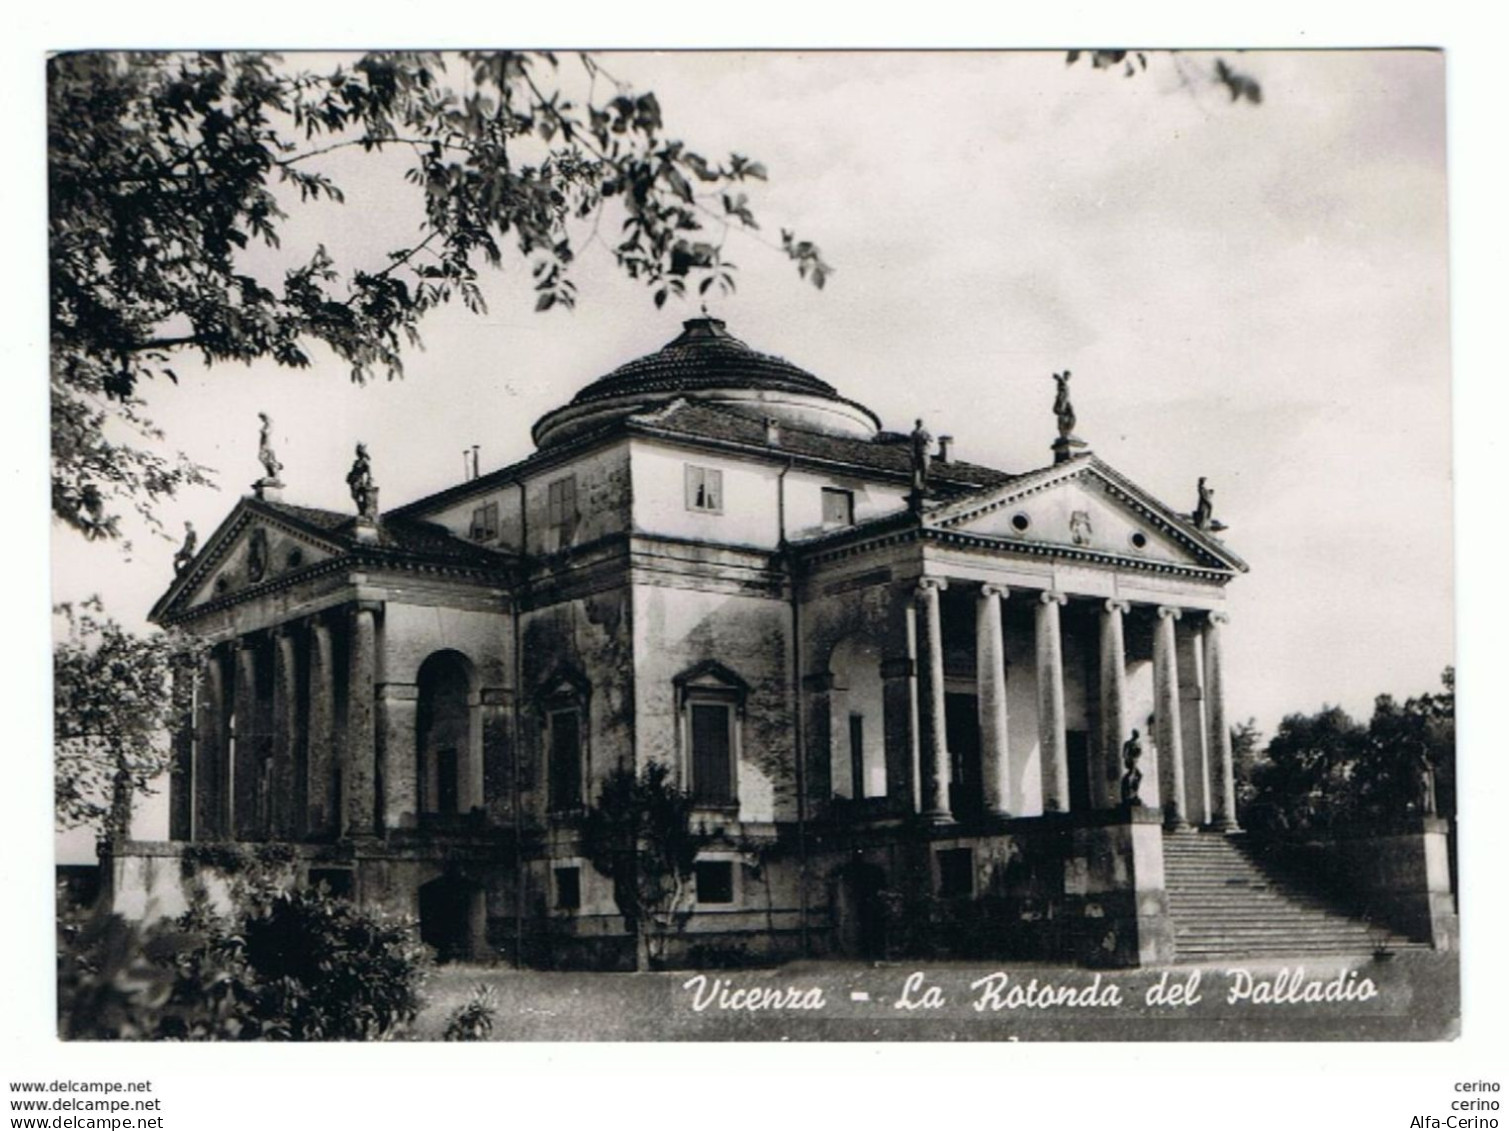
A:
[690,702,734,805]
[548,708,583,810]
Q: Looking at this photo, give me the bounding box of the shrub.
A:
[442,983,499,1041]
[58,887,429,1041]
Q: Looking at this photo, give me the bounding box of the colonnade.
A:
[175,603,383,843]
[909,578,1236,829]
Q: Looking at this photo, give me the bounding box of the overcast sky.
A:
[52,49,1452,750]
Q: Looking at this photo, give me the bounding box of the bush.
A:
[58,887,429,1041]
[442,983,499,1041]
[238,888,429,1040]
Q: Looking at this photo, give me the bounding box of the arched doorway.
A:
[417,651,473,820]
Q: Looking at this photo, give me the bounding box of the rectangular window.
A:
[554,866,581,911]
[469,500,499,541]
[547,708,583,810]
[695,860,735,905]
[690,702,734,805]
[685,465,723,513]
[822,487,854,527]
[937,847,974,899]
[548,475,577,527]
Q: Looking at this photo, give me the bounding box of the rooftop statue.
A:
[1052,370,1077,438]
[347,443,379,521]
[1191,476,1227,532]
[256,412,284,484]
[909,418,933,502]
[172,521,197,575]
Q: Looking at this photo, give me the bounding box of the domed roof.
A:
[532,316,881,448]
[567,316,841,404]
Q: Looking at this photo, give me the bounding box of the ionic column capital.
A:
[1038,590,1067,607]
[1103,598,1130,615]
[1156,605,1183,621]
[914,576,948,598]
[1207,610,1230,627]
[980,583,1010,601]
[351,599,384,618]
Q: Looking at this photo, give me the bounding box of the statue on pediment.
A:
[1052,371,1077,438]
[172,521,197,575]
[1191,476,1227,532]
[256,412,284,485]
[347,442,379,521]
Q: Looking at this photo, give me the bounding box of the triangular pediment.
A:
[151,499,350,623]
[926,456,1247,574]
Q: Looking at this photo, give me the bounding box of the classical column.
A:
[193,650,227,839]
[346,602,380,837]
[880,655,917,813]
[976,584,1011,817]
[305,617,337,837]
[269,627,299,839]
[168,657,194,841]
[1098,600,1131,810]
[1204,611,1240,831]
[231,640,259,839]
[1035,591,1070,812]
[915,577,951,821]
[1153,607,1189,829]
[1177,619,1211,825]
[379,681,420,829]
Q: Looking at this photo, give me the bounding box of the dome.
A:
[531,317,882,448]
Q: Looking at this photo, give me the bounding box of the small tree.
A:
[1245,705,1366,832]
[53,597,201,842]
[579,761,706,970]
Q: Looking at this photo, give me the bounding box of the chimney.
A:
[764,417,781,446]
[937,435,954,464]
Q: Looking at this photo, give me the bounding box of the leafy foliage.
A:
[48,51,828,540]
[53,597,201,839]
[58,885,428,1040]
[442,982,500,1041]
[1240,669,1455,832]
[1067,49,1263,104]
[579,760,707,969]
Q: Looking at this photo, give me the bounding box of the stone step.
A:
[1162,830,1419,960]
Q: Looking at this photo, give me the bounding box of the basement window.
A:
[937,847,974,899]
[554,866,581,911]
[695,860,735,905]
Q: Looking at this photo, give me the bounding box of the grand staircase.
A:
[1162,829,1426,961]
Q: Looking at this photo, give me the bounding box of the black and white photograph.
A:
[13,17,1508,1127]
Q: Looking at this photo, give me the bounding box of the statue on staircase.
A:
[1120,729,1145,807]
